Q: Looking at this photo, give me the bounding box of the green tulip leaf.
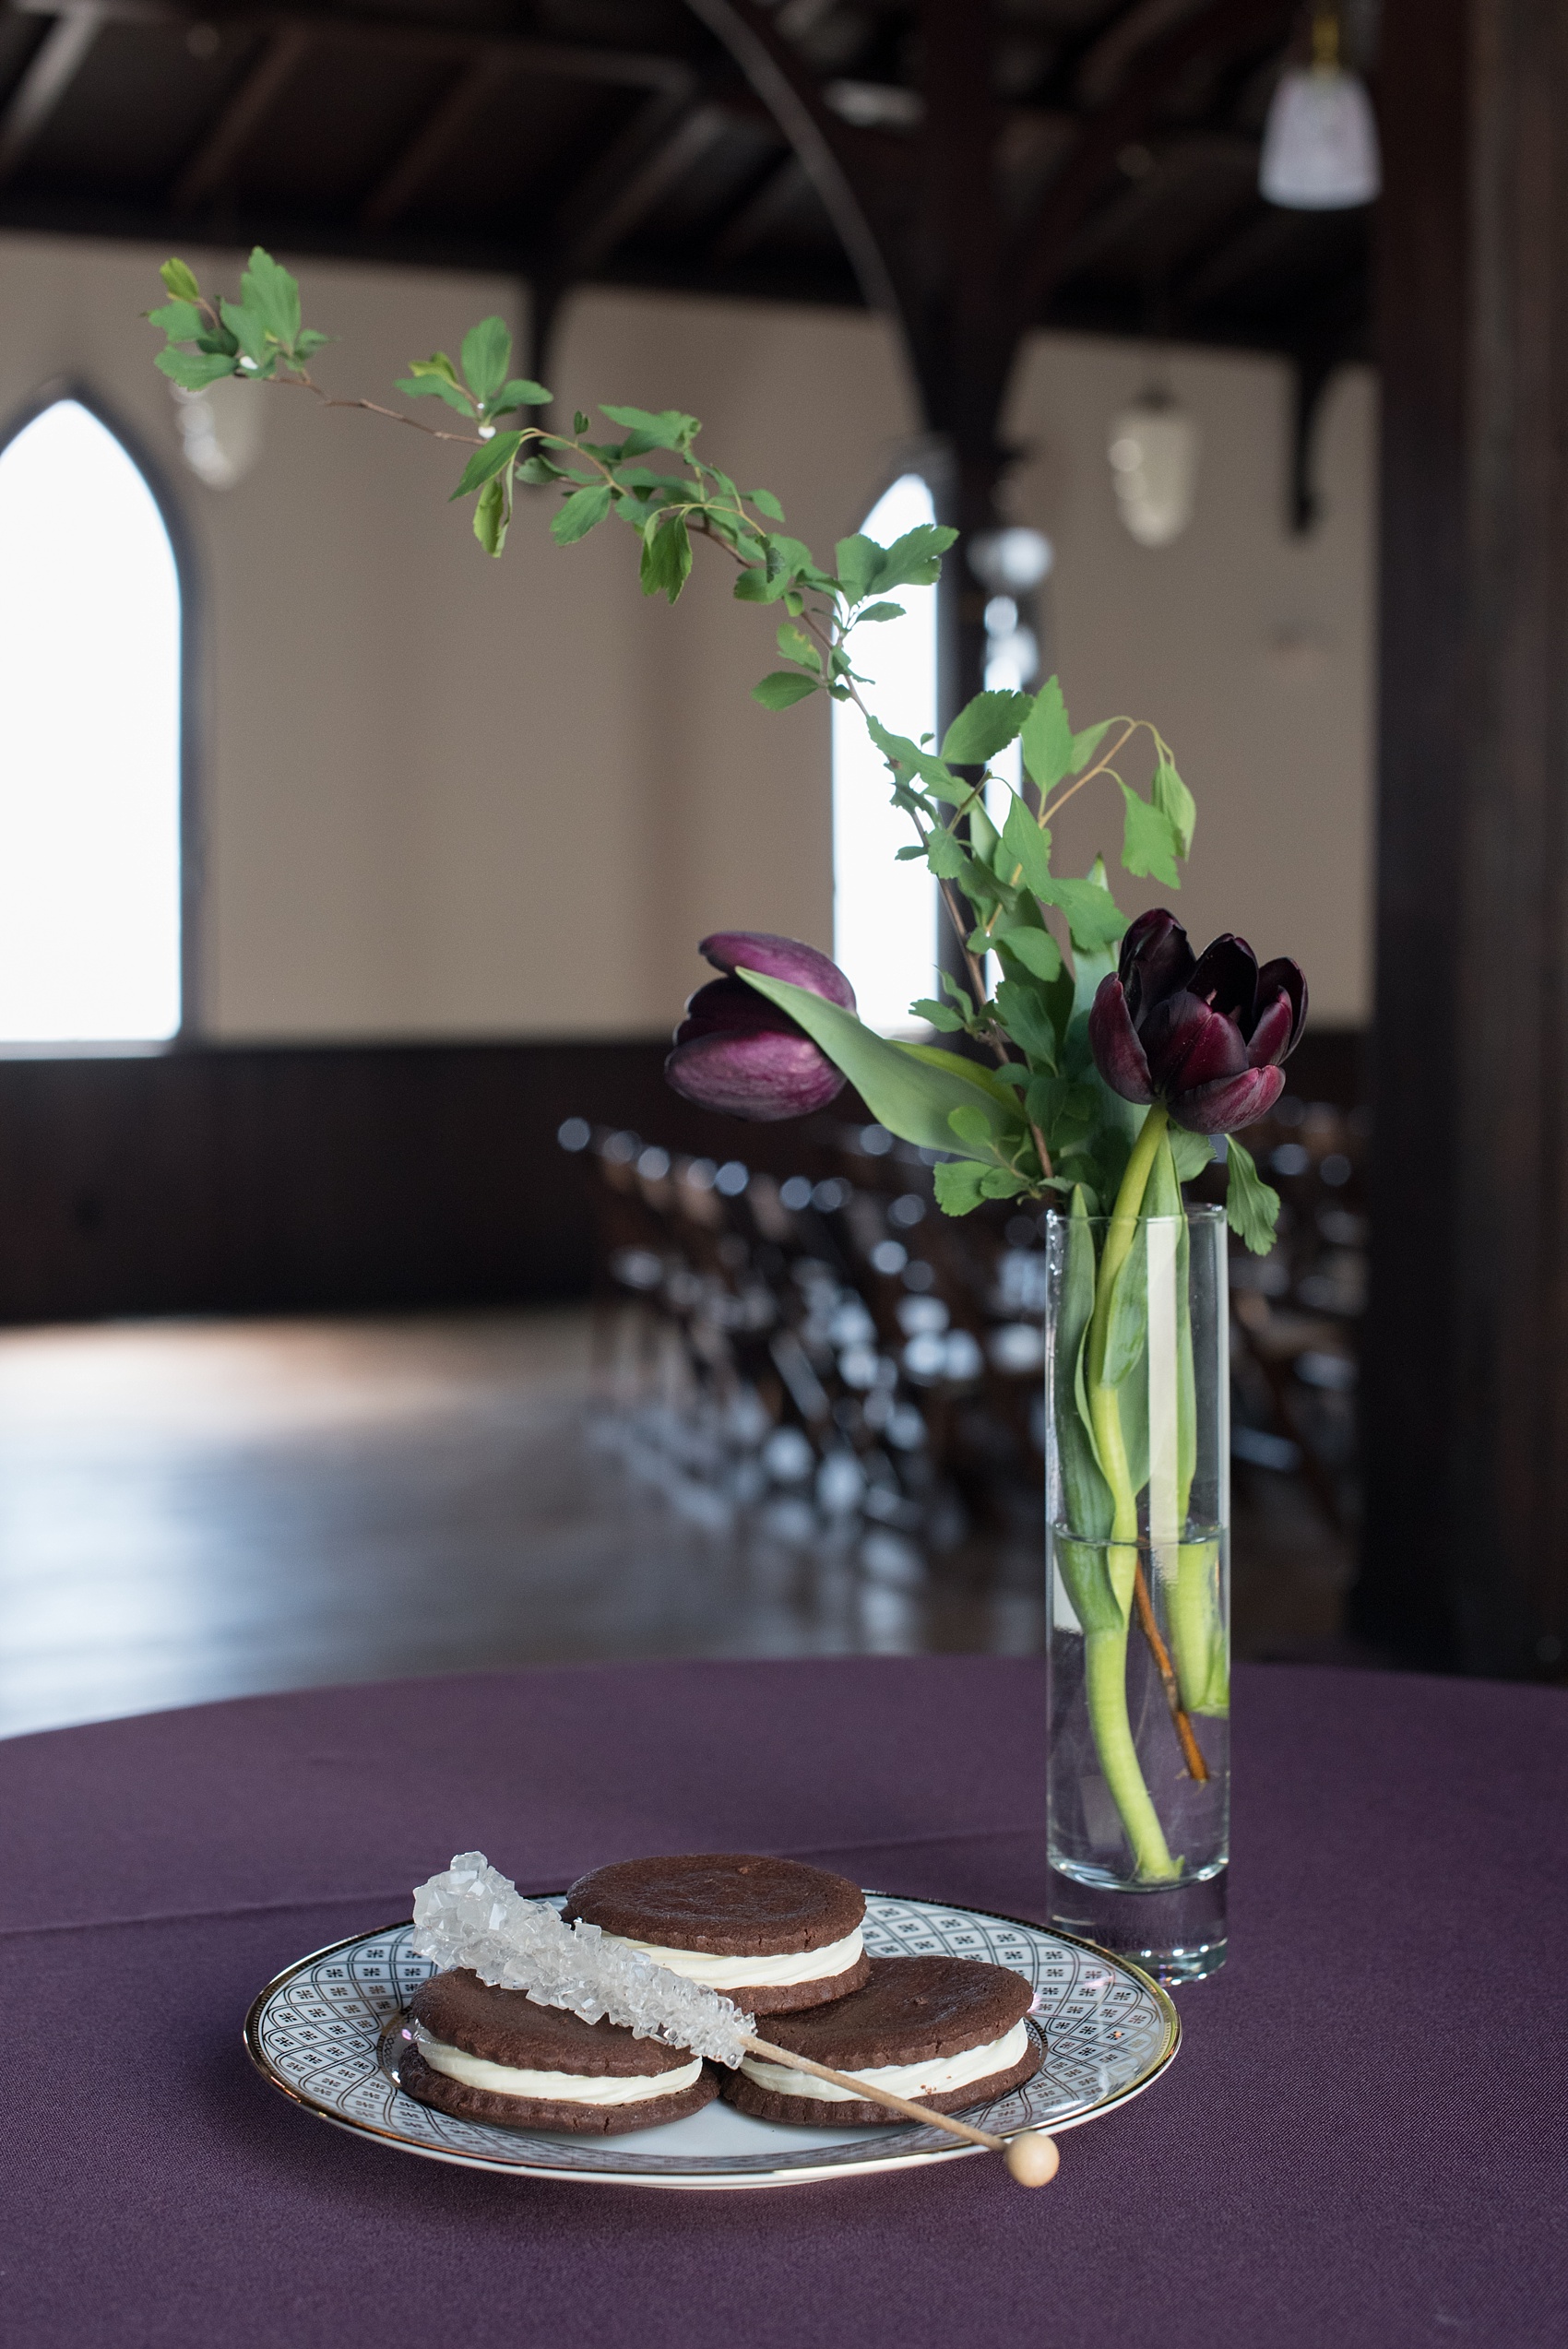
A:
[734,970,1025,1157]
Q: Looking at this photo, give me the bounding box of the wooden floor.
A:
[0,1309,1357,1740]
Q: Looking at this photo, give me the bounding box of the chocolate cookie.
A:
[720,1953,1040,2127]
[396,1967,719,2135]
[563,1853,871,2014]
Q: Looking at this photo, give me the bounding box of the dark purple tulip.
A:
[665,931,854,1121]
[1088,908,1307,1135]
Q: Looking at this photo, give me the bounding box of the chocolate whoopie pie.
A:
[397,1967,719,2135]
[563,1853,871,2014]
[721,1953,1039,2127]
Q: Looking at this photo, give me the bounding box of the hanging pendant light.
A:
[1108,387,1199,549]
[1259,5,1381,211]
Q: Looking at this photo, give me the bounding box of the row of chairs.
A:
[562,1116,1050,1563]
[565,1082,1369,1569]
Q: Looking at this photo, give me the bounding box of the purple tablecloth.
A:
[3,1657,1564,2347]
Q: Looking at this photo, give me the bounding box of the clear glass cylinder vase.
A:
[1044,1202,1229,1984]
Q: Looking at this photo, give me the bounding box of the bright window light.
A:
[0,399,182,1043]
[832,472,938,1034]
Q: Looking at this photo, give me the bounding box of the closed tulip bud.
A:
[1088,908,1307,1134]
[665,931,854,1121]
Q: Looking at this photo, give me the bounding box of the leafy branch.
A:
[148,248,1281,1252]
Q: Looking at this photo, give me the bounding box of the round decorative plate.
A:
[244,1892,1179,2190]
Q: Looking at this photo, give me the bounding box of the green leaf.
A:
[219,298,268,368]
[864,717,967,808]
[995,925,1062,983]
[856,600,905,623]
[980,1166,1032,1198]
[574,410,590,435]
[293,329,330,359]
[1169,1128,1212,1183]
[397,375,479,417]
[910,997,967,1033]
[600,404,698,457]
[1054,1192,1115,1551]
[1119,782,1181,887]
[1040,873,1128,955]
[1153,751,1196,859]
[1021,676,1074,792]
[641,513,693,601]
[924,825,968,880]
[1000,795,1054,896]
[735,969,1025,1156]
[835,533,882,604]
[550,481,613,542]
[461,315,512,403]
[753,670,820,709]
[1102,1217,1149,1391]
[733,565,787,604]
[239,246,302,349]
[933,1159,989,1216]
[994,977,1057,1066]
[941,689,1030,767]
[160,256,201,302]
[748,485,785,520]
[869,522,957,593]
[493,378,552,410]
[898,1043,1023,1120]
[948,1104,995,1153]
[450,432,525,502]
[154,347,238,390]
[776,622,820,672]
[406,352,461,386]
[1070,718,1113,774]
[1223,1137,1282,1256]
[148,300,204,339]
[473,473,508,555]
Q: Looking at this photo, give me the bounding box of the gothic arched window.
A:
[0,397,184,1043]
[831,472,939,1034]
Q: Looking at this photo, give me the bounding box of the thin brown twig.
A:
[1132,1560,1210,1782]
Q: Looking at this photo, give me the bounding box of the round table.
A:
[3,1658,1563,2347]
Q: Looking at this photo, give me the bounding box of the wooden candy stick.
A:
[743,2033,1060,2186]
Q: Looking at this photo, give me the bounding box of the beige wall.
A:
[0,233,1374,1038]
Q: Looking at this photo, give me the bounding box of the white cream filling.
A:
[739,2017,1032,2106]
[416,2033,704,2106]
[599,1924,864,1991]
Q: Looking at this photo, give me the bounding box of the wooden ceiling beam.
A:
[549,84,730,279]
[359,53,513,229]
[1005,0,1296,336]
[682,0,900,315]
[8,0,694,90]
[709,149,802,263]
[0,5,103,184]
[170,24,310,208]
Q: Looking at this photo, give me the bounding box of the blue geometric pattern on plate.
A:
[245,1892,1179,2189]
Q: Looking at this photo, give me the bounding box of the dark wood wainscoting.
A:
[0,1028,1370,1327]
[0,1037,837,1325]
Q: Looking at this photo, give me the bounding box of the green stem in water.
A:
[1171,1539,1229,1717]
[1084,1625,1182,1881]
[1083,1102,1181,1882]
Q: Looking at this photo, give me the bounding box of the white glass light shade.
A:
[1259,66,1381,209]
[171,373,265,487]
[967,525,1053,595]
[1108,399,1199,549]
